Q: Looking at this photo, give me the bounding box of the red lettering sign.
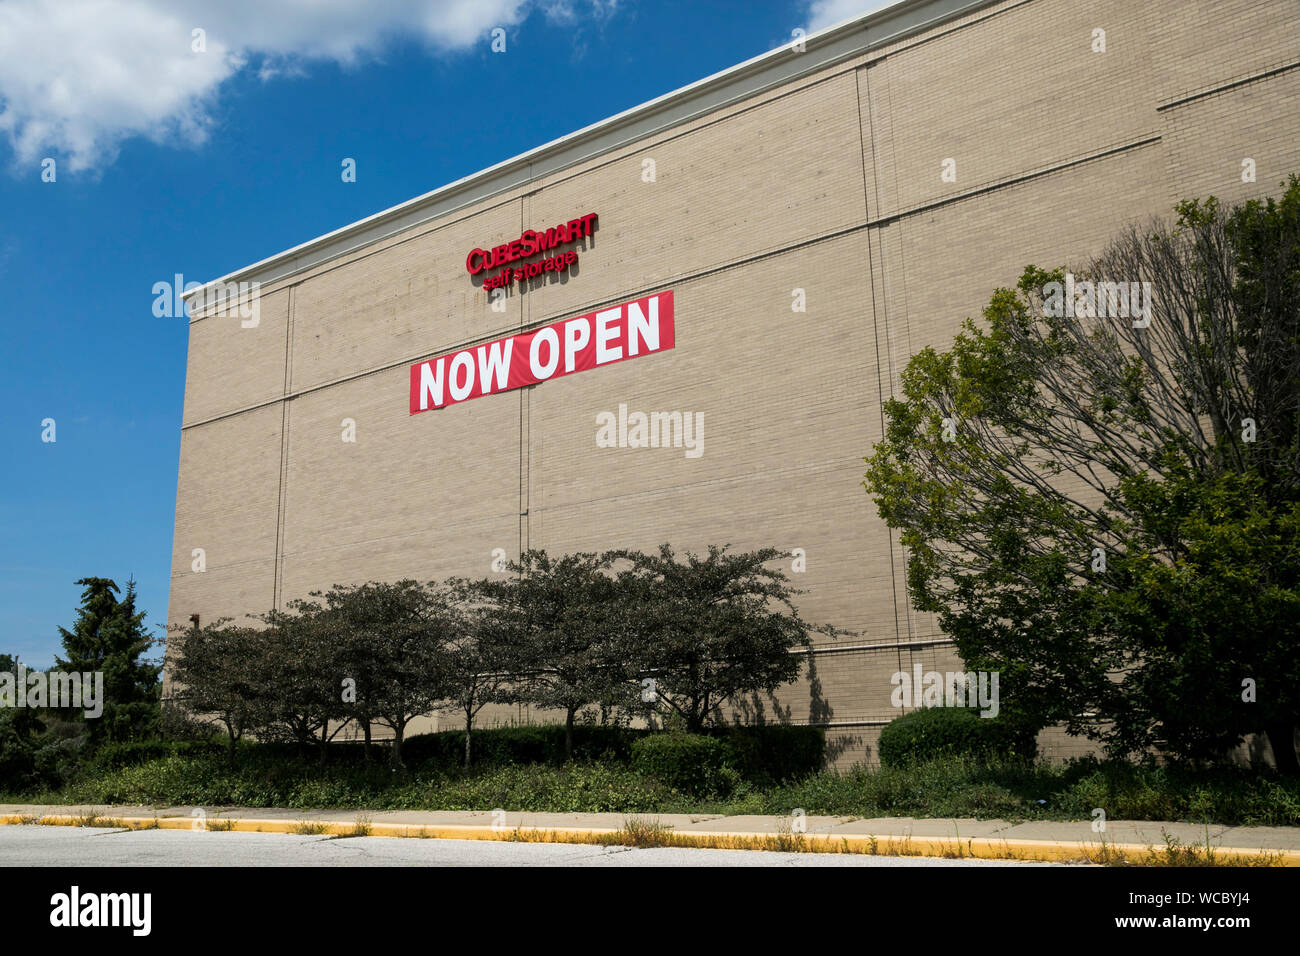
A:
[465,213,597,275]
[409,290,674,414]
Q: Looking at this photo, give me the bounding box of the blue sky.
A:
[0,0,887,667]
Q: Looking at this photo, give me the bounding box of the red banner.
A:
[409,290,675,414]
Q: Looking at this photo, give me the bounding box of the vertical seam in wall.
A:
[883,57,906,387]
[1152,2,1180,214]
[860,61,905,657]
[881,55,915,643]
[520,192,530,556]
[273,285,295,610]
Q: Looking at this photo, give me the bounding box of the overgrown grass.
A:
[5,748,1299,827]
[749,756,1300,826]
[510,817,1283,865]
[12,751,682,814]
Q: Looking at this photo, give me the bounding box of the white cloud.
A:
[541,1,579,25]
[0,0,573,173]
[806,0,902,34]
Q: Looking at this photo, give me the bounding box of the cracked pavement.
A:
[0,825,1055,866]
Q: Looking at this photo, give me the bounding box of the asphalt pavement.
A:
[0,824,1052,866]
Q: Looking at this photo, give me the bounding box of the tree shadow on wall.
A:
[731,691,792,726]
[805,653,862,764]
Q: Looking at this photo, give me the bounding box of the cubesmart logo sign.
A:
[408,290,675,414]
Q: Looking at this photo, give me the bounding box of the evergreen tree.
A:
[55,577,162,743]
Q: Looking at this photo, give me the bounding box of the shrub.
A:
[87,739,222,771]
[29,742,1300,826]
[158,706,220,742]
[0,712,90,793]
[0,712,37,791]
[877,707,1037,768]
[416,763,676,813]
[630,733,737,796]
[710,725,825,784]
[31,736,88,789]
[401,725,648,768]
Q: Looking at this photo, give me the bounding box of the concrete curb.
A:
[3,812,1296,865]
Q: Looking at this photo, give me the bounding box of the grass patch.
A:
[4,748,1298,829]
[1084,830,1284,867]
[749,756,1300,826]
[510,820,1279,865]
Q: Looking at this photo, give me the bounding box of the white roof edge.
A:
[184,0,991,303]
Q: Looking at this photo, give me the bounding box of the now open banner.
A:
[409,290,675,414]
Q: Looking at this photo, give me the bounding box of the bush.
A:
[416,763,676,813]
[0,712,37,791]
[158,706,220,742]
[630,733,737,796]
[401,725,648,768]
[31,736,88,789]
[380,724,821,781]
[0,712,90,793]
[25,742,1300,826]
[87,739,222,771]
[877,707,1037,768]
[709,725,825,784]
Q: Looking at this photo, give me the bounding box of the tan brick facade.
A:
[168,0,1300,767]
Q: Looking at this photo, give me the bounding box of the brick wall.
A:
[167,0,1300,767]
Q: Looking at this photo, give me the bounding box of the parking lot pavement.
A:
[0,825,1058,867]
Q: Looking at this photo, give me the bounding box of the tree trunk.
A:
[318,720,329,767]
[464,713,473,768]
[1265,723,1299,775]
[362,720,372,764]
[687,698,704,734]
[565,706,576,761]
[226,724,237,768]
[390,722,405,769]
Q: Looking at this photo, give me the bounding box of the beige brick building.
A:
[169,0,1300,767]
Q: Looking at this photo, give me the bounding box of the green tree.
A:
[260,600,353,763]
[864,178,1300,772]
[0,655,41,788]
[622,545,820,733]
[168,620,267,765]
[55,578,161,744]
[480,551,637,759]
[312,580,456,769]
[440,578,519,767]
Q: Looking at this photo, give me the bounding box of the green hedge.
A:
[399,725,823,781]
[630,733,738,796]
[877,707,1037,768]
[0,713,37,788]
[1,723,820,795]
[31,748,1300,826]
[708,725,824,783]
[399,724,823,780]
[400,725,650,768]
[87,739,223,771]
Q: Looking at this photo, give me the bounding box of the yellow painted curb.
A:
[3,812,1296,865]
